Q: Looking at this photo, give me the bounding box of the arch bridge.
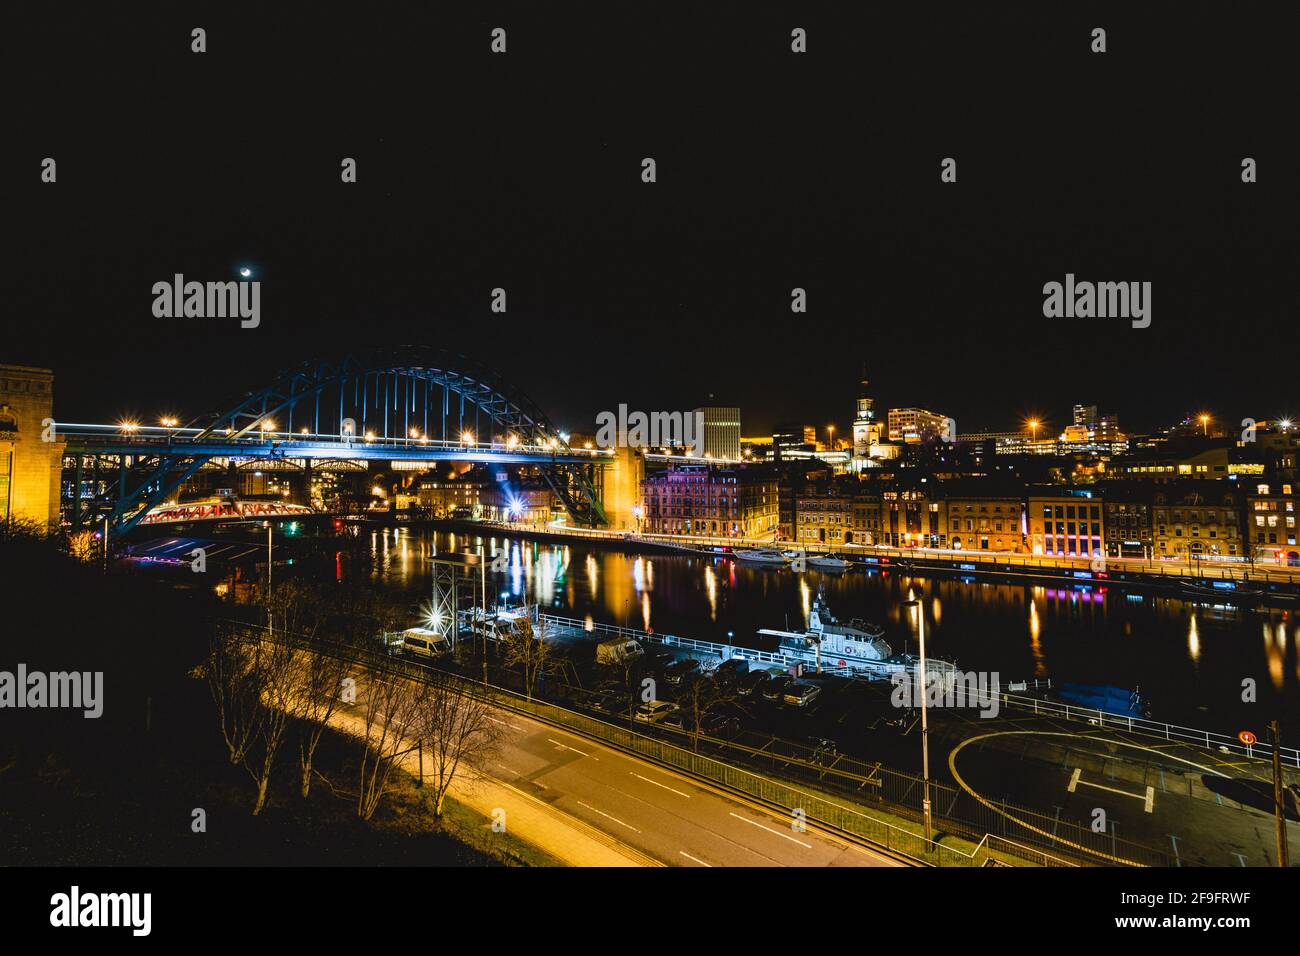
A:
[60,347,610,537]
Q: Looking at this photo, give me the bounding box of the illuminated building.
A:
[1027,487,1103,558]
[1152,482,1242,560]
[1,365,63,529]
[1101,483,1155,559]
[851,367,878,458]
[940,481,1025,552]
[1247,481,1298,564]
[795,485,853,545]
[641,463,778,537]
[887,407,955,444]
[695,406,741,461]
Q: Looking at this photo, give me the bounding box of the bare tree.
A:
[245,637,300,815]
[410,674,502,818]
[295,643,354,798]
[680,671,743,750]
[205,625,266,766]
[500,612,554,699]
[356,674,420,820]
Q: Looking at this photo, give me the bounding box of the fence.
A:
[234,619,1176,866]
[541,612,1300,770]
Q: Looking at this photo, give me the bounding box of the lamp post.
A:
[902,598,933,844]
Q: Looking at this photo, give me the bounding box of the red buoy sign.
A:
[1238,730,1257,746]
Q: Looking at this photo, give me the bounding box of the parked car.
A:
[762,674,794,702]
[644,650,675,672]
[657,711,688,730]
[738,670,773,697]
[594,689,632,715]
[714,658,750,685]
[633,700,680,723]
[663,658,702,686]
[783,682,823,708]
[699,711,742,737]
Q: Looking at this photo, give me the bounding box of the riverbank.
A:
[400,517,1300,604]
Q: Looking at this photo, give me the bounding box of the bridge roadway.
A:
[56,422,612,465]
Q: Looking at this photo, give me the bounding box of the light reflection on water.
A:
[359,527,1298,729]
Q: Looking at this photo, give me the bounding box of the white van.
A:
[400,627,451,660]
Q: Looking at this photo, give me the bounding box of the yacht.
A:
[808,554,853,571]
[733,548,790,565]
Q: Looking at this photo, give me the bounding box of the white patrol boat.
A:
[759,594,958,679]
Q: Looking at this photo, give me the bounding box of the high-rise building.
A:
[1072,404,1099,428]
[887,407,955,443]
[695,406,741,461]
[773,423,813,461]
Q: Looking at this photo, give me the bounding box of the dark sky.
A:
[5,3,1294,437]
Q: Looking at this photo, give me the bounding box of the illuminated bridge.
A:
[61,347,613,538]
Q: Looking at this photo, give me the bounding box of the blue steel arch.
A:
[105,347,606,535]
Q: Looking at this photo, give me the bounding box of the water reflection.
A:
[359,527,1298,728]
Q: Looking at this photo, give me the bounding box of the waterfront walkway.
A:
[448,519,1300,589]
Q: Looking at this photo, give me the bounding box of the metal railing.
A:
[247,624,994,866]
[539,614,1300,769]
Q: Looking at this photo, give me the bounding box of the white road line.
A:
[486,715,522,730]
[1075,776,1150,802]
[679,851,712,867]
[631,772,691,798]
[548,738,598,760]
[729,812,813,848]
[497,763,519,775]
[575,801,641,833]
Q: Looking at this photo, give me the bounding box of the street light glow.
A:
[461,430,475,445]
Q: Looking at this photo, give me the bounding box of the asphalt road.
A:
[483,707,906,867]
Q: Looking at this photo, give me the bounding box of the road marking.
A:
[548,738,598,760]
[1073,775,1151,804]
[575,801,641,833]
[729,812,813,848]
[631,772,691,798]
[497,763,519,775]
[487,715,521,731]
[679,851,712,867]
[950,730,1232,867]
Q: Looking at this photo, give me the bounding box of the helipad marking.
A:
[950,730,1229,866]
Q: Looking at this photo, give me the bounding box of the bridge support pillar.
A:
[72,455,84,530]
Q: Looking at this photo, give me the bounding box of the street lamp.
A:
[1026,418,1040,442]
[901,598,933,845]
[1199,413,1210,436]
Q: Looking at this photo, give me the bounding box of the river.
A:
[359,526,1299,734]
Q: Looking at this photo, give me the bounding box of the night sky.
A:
[5,4,1294,436]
